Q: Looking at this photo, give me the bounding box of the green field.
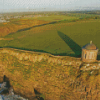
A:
[36,15,79,21]
[0,12,100,58]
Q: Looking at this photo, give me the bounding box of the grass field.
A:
[36,15,79,21]
[0,13,100,57]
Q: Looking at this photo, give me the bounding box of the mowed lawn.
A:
[0,19,100,57]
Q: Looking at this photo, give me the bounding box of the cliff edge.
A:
[0,48,100,100]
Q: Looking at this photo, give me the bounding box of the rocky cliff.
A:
[0,48,100,100]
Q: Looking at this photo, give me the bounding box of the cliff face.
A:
[0,48,100,100]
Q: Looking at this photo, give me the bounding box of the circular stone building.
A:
[82,41,98,62]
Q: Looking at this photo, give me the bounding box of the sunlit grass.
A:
[0,19,100,56]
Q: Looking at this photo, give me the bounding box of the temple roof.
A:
[82,41,97,50]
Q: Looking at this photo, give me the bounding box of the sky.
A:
[0,0,100,12]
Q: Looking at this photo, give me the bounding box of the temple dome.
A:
[82,41,97,50]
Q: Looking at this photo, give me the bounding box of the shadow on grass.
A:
[0,31,83,58]
[57,31,82,57]
[0,43,99,59]
[0,45,81,57]
[2,46,49,53]
[34,89,44,100]
[7,21,57,36]
[7,19,75,36]
[0,75,11,94]
[1,45,82,57]
[97,55,100,60]
[2,31,100,59]
[3,46,100,59]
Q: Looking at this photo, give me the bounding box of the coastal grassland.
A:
[67,13,99,18]
[0,18,100,57]
[0,14,80,37]
[36,14,79,21]
[0,12,98,37]
[0,18,49,37]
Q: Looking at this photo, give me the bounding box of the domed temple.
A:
[82,41,98,62]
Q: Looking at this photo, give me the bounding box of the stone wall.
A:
[0,48,82,67]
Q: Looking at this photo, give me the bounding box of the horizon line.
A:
[0,9,100,14]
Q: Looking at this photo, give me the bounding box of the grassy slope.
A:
[0,18,100,57]
[0,18,49,37]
